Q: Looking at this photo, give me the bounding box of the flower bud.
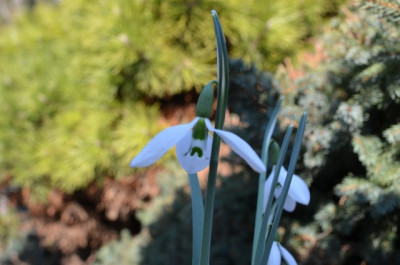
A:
[269,140,280,165]
[195,80,217,118]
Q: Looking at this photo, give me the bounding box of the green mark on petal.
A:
[188,118,209,159]
[193,118,207,140]
[191,147,203,157]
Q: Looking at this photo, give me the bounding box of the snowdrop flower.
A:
[263,166,310,212]
[130,117,266,174]
[130,81,265,174]
[267,241,297,265]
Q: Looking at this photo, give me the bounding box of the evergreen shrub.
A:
[277,1,400,264]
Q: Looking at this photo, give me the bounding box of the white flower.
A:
[267,241,297,265]
[130,117,266,174]
[263,166,310,212]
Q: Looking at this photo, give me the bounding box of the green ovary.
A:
[192,118,207,140]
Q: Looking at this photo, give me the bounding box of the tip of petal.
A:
[211,127,266,174]
[255,164,267,173]
[278,243,298,265]
[283,196,297,212]
[129,157,150,168]
[267,242,282,265]
[129,159,138,168]
[290,175,311,206]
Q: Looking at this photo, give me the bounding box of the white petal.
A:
[130,118,199,168]
[283,195,297,212]
[288,175,310,206]
[277,166,288,185]
[278,243,297,265]
[175,131,212,173]
[267,242,282,265]
[276,166,310,206]
[205,119,266,173]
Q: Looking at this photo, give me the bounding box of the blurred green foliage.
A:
[0,1,165,194]
[277,1,400,264]
[0,0,343,195]
[0,210,21,256]
[94,229,149,265]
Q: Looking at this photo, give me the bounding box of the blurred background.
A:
[1,0,400,264]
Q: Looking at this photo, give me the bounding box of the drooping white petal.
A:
[288,175,310,206]
[277,166,288,184]
[276,166,310,207]
[264,166,310,212]
[283,195,297,212]
[278,243,297,265]
[267,242,282,265]
[130,118,199,168]
[176,131,212,173]
[205,119,266,173]
[265,175,297,212]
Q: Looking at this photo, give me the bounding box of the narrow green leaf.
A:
[251,100,282,265]
[188,173,205,265]
[254,125,293,265]
[260,112,307,265]
[261,99,283,162]
[211,10,229,131]
[200,10,230,265]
